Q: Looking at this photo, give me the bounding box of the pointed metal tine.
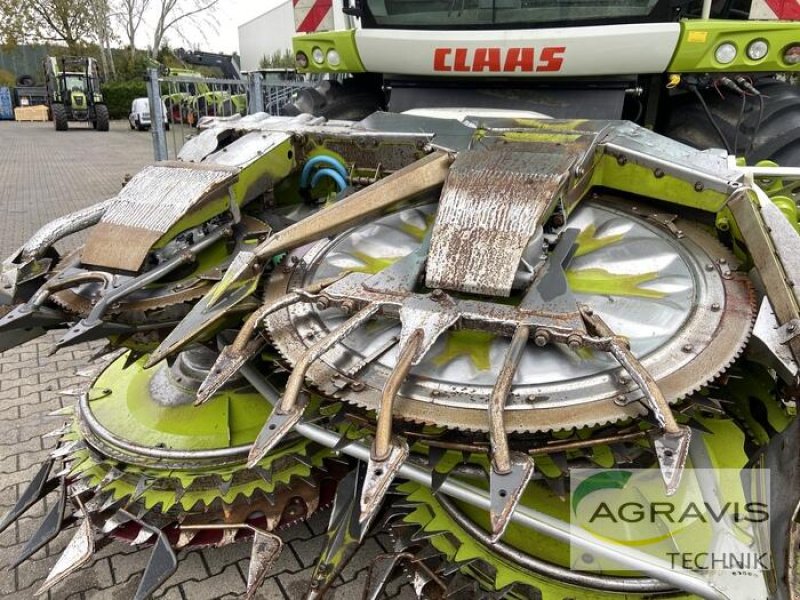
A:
[0,459,55,535]
[216,528,237,548]
[427,444,445,469]
[175,527,195,550]
[245,530,283,600]
[652,426,691,496]
[489,452,535,542]
[132,527,178,600]
[363,553,408,600]
[196,290,314,404]
[146,251,263,368]
[333,423,354,451]
[122,350,144,370]
[359,329,422,528]
[9,478,67,568]
[36,516,95,595]
[488,325,529,476]
[360,437,409,530]
[50,440,84,459]
[306,463,370,599]
[46,406,75,418]
[196,339,264,405]
[100,511,133,535]
[131,527,155,546]
[130,476,152,502]
[248,304,379,464]
[218,475,233,497]
[43,425,71,439]
[247,401,306,469]
[56,318,130,350]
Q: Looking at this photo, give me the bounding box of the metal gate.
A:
[145,67,315,161]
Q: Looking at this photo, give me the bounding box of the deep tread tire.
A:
[51,103,68,131]
[94,104,110,132]
[664,77,800,166]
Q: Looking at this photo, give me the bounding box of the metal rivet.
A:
[683,344,694,352]
[711,303,720,312]
[694,182,704,192]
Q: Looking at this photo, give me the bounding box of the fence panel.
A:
[146,70,315,161]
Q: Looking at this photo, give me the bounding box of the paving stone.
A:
[180,563,245,600]
[0,120,417,599]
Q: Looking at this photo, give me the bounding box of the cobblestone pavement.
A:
[0,122,416,600]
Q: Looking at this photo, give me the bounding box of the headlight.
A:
[296,51,309,68]
[312,47,325,64]
[783,44,800,65]
[326,49,341,67]
[746,39,769,61]
[714,42,737,65]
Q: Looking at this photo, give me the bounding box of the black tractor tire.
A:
[16,74,34,87]
[51,103,68,131]
[664,77,800,166]
[94,104,110,132]
[281,75,384,120]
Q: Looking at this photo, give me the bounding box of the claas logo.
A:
[433,47,565,73]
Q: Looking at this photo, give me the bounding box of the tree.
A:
[89,0,117,79]
[0,0,94,51]
[117,0,151,62]
[259,49,296,69]
[149,0,219,59]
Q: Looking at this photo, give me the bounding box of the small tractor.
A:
[43,56,109,132]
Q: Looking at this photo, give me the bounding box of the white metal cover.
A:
[355,24,681,76]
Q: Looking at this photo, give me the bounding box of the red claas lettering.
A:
[433,47,565,73]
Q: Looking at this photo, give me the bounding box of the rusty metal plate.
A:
[82,164,236,271]
[425,142,590,297]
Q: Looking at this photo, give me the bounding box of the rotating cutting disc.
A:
[265,196,755,432]
[58,349,333,547]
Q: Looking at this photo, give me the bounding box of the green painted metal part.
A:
[154,138,297,247]
[668,19,800,74]
[90,356,270,450]
[61,353,327,512]
[293,30,366,74]
[398,362,792,599]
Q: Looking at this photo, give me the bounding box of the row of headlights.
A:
[714,39,800,66]
[296,47,342,69]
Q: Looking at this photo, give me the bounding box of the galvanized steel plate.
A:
[265,196,754,432]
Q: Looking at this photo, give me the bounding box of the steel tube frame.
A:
[241,365,729,600]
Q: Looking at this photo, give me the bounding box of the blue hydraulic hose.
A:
[300,155,348,188]
[310,168,347,192]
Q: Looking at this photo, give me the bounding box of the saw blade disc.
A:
[264,195,755,433]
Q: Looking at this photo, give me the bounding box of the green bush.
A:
[101,79,147,119]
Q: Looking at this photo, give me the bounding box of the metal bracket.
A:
[777,319,800,345]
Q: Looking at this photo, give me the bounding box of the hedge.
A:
[101,79,147,119]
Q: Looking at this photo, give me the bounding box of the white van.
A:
[129,97,169,131]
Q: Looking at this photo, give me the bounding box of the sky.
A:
[143,0,284,55]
